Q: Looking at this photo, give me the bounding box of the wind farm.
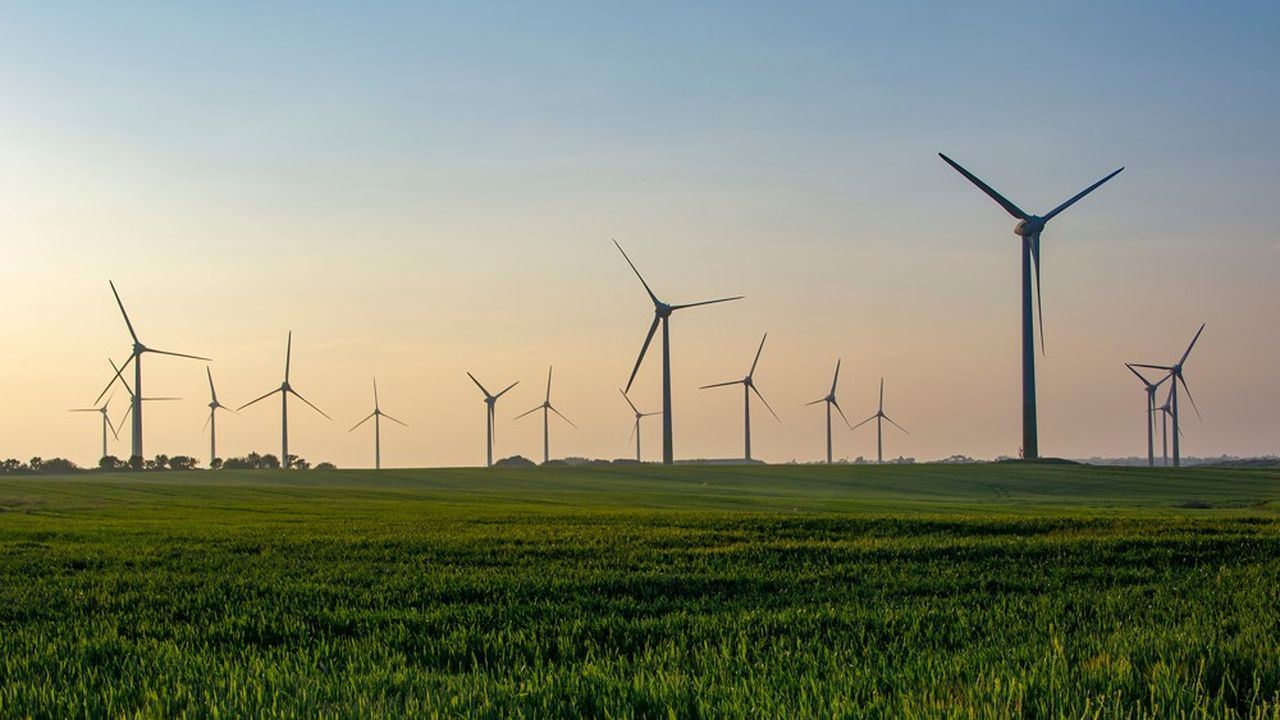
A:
[2,4,1278,718]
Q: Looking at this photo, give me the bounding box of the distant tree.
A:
[246,452,263,468]
[28,457,43,473]
[168,456,198,471]
[98,456,123,471]
[1,458,24,474]
[313,461,336,471]
[209,458,223,471]
[221,456,252,470]
[39,458,79,474]
[285,454,306,470]
[128,455,145,471]
[494,455,535,467]
[149,454,170,471]
[260,454,281,470]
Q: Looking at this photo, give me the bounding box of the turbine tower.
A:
[805,359,852,465]
[1130,324,1205,467]
[850,378,909,464]
[939,155,1122,460]
[349,378,408,470]
[204,367,235,468]
[620,389,661,463]
[615,240,743,465]
[69,397,119,461]
[103,358,181,460]
[467,373,518,467]
[237,332,330,468]
[1125,364,1170,467]
[515,366,576,464]
[96,281,209,460]
[699,333,778,462]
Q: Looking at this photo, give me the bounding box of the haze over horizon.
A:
[2,2,1277,468]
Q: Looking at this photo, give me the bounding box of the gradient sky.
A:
[2,2,1278,468]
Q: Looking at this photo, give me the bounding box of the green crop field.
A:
[1,464,1278,718]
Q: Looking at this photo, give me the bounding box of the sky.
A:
[1,1,1278,468]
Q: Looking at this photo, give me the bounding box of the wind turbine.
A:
[467,372,518,467]
[1130,324,1205,467]
[1125,364,1170,467]
[615,240,743,465]
[699,333,778,462]
[204,367,235,468]
[237,332,330,468]
[349,378,407,470]
[939,155,1123,460]
[69,396,119,461]
[620,389,661,463]
[515,366,576,464]
[850,378,909,464]
[805,359,851,465]
[95,281,209,460]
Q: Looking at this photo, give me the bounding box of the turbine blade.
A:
[1178,374,1202,420]
[289,388,330,420]
[549,405,577,429]
[883,414,910,435]
[625,317,661,393]
[1029,234,1046,354]
[937,153,1028,220]
[1125,363,1155,386]
[805,398,826,406]
[669,296,744,311]
[546,366,552,403]
[627,419,638,445]
[620,388,640,415]
[373,377,380,410]
[1179,323,1206,367]
[514,405,541,420]
[1130,363,1173,371]
[108,414,121,440]
[349,412,375,432]
[206,366,216,403]
[750,384,780,422]
[236,387,280,411]
[143,397,181,401]
[832,400,853,430]
[849,414,876,431]
[1042,166,1125,222]
[284,331,293,383]
[878,377,884,413]
[495,381,519,399]
[147,347,211,362]
[108,280,140,343]
[700,379,742,390]
[381,412,409,428]
[95,355,136,404]
[749,333,767,376]
[830,359,841,396]
[467,372,492,398]
[202,412,213,432]
[613,239,661,307]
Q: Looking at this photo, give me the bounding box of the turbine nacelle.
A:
[1014,217,1046,237]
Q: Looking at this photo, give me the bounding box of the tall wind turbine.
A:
[615,240,743,465]
[237,332,330,468]
[349,378,407,470]
[850,378,909,464]
[620,389,661,463]
[805,359,852,464]
[1125,364,1170,467]
[468,373,518,467]
[204,367,235,468]
[69,397,119,461]
[96,281,209,460]
[939,155,1123,460]
[700,333,778,462]
[515,366,576,464]
[1130,324,1205,467]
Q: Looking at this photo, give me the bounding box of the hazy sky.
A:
[2,2,1278,467]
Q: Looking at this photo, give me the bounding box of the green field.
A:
[2,464,1278,718]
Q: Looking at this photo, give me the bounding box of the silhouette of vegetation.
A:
[494,455,535,467]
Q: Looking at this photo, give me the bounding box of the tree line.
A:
[0,454,336,475]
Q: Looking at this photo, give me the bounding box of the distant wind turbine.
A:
[620,389,661,463]
[939,154,1122,460]
[516,366,576,464]
[805,359,852,465]
[1130,324,1205,467]
[700,333,778,462]
[1124,364,1170,467]
[204,367,235,468]
[468,372,518,467]
[69,396,119,461]
[106,358,181,453]
[349,378,407,470]
[237,332,331,468]
[95,281,209,460]
[615,239,743,465]
[850,378,909,464]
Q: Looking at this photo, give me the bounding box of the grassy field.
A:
[1,464,1278,718]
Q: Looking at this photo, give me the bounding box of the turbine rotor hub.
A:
[1015,216,1045,237]
[655,302,672,318]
